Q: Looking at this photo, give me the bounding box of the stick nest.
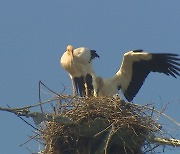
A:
[39,96,160,154]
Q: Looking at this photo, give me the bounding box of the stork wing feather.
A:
[124,60,150,101]
[74,77,86,97]
[73,48,99,64]
[74,74,94,97]
[90,50,100,62]
[119,51,180,101]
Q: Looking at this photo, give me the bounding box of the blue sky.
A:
[0,0,180,153]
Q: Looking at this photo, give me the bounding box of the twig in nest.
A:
[17,116,41,132]
[133,103,180,127]
[94,123,113,137]
[104,123,116,154]
[19,134,39,147]
[39,81,44,113]
[39,80,60,97]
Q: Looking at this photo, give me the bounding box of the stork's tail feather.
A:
[90,50,100,61]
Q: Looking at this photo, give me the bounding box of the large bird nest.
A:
[0,82,179,153]
[38,95,161,154]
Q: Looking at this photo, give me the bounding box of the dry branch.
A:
[150,137,180,147]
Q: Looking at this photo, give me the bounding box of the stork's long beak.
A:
[70,50,76,70]
[71,50,74,61]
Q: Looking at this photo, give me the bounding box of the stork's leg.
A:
[84,82,88,96]
[84,74,94,97]
[83,77,89,96]
[72,78,77,96]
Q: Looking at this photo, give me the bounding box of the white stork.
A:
[60,45,99,96]
[93,50,180,101]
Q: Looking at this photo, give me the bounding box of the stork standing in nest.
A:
[60,45,99,96]
[93,50,180,101]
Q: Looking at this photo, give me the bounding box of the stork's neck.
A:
[111,74,119,82]
[110,74,122,87]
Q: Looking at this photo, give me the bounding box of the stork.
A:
[92,50,180,101]
[60,45,99,96]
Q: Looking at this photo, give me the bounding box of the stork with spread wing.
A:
[93,50,180,101]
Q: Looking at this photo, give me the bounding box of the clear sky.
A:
[0,0,180,153]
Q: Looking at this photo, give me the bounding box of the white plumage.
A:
[93,50,180,101]
[60,45,99,96]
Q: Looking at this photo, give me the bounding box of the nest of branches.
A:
[39,95,160,154]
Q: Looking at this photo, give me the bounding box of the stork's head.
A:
[95,76,104,87]
[66,45,74,56]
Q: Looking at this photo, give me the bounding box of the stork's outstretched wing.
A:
[118,50,180,101]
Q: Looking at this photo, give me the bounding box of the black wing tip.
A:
[132,49,144,53]
[162,53,179,57]
[166,54,180,78]
[153,53,180,58]
[151,52,180,78]
[124,93,133,102]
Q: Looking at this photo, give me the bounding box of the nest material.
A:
[40,96,159,154]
